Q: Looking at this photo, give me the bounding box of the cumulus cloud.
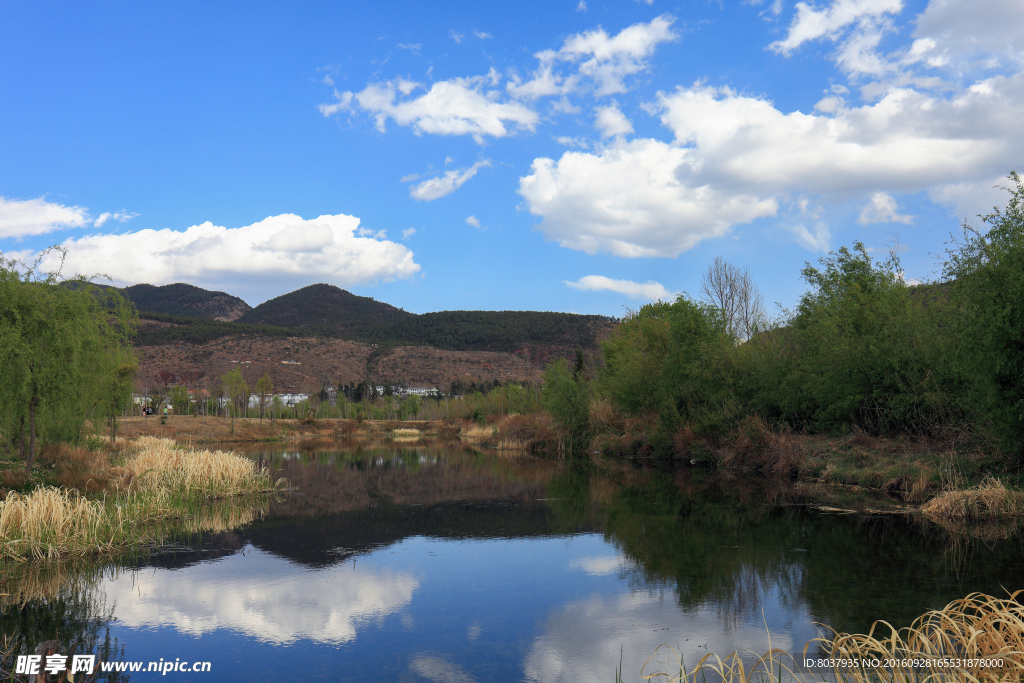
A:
[564,275,669,301]
[508,15,678,98]
[465,215,482,228]
[858,192,913,224]
[0,196,90,239]
[35,212,419,294]
[519,138,777,257]
[320,76,537,143]
[771,0,904,55]
[594,102,633,138]
[520,61,1024,256]
[402,227,417,239]
[914,0,1024,61]
[409,160,491,201]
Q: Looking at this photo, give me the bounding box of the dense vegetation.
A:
[543,172,1024,466]
[0,251,138,468]
[133,312,307,345]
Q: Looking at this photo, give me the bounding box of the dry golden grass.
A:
[0,438,282,563]
[641,591,1024,683]
[0,487,174,562]
[119,436,282,497]
[922,477,1024,522]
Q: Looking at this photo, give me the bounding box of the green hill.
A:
[124,283,252,320]
[236,283,412,334]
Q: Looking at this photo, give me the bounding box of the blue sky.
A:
[2,0,1022,317]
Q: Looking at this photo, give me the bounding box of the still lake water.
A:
[3,440,1023,682]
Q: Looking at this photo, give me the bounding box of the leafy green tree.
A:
[783,241,955,434]
[543,357,591,454]
[599,295,734,444]
[220,368,249,430]
[0,250,137,470]
[944,172,1024,455]
[255,373,274,420]
[169,385,191,416]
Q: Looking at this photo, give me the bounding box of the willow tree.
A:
[0,250,138,470]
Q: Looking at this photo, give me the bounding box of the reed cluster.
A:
[121,436,279,497]
[0,487,173,562]
[921,477,1024,522]
[0,438,281,563]
[640,591,1024,683]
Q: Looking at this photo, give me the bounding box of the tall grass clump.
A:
[0,437,282,563]
[0,487,172,562]
[122,436,280,497]
[921,477,1024,522]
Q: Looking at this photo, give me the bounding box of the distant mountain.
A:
[124,283,252,321]
[236,283,413,334]
[134,282,617,354]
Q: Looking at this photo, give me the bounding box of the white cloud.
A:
[508,15,678,98]
[858,192,913,224]
[321,76,538,144]
[104,548,418,645]
[594,102,634,137]
[519,138,777,257]
[655,81,1022,195]
[402,228,417,239]
[577,0,588,11]
[465,215,482,228]
[914,0,1024,62]
[564,275,669,301]
[451,30,464,44]
[473,30,492,40]
[35,212,420,293]
[94,210,139,227]
[0,196,90,239]
[409,160,491,201]
[770,0,903,54]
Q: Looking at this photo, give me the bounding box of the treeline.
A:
[544,172,1024,463]
[350,310,612,352]
[133,312,307,345]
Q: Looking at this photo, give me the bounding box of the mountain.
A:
[124,283,252,321]
[236,283,413,334]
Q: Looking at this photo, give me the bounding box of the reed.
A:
[119,436,281,497]
[0,438,282,563]
[921,477,1024,522]
[641,591,1024,682]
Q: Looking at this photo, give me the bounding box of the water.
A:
[3,440,1022,681]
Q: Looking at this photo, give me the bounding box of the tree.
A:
[255,373,274,421]
[0,249,137,470]
[543,358,591,455]
[169,385,191,416]
[220,368,249,432]
[700,256,768,341]
[944,172,1024,456]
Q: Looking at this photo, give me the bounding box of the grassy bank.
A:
[0,437,281,563]
[638,591,1024,683]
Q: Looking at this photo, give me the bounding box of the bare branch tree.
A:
[700,256,767,341]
